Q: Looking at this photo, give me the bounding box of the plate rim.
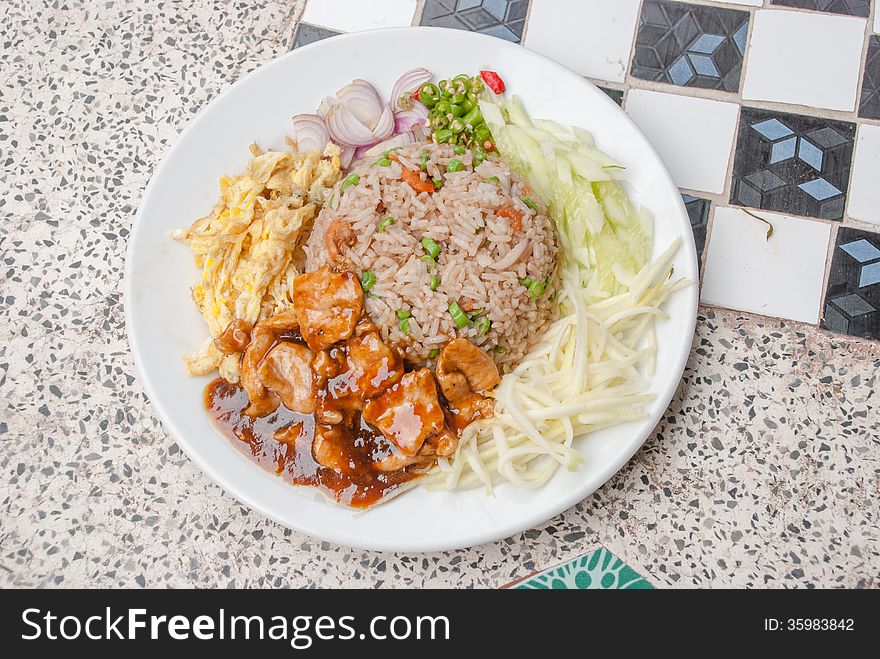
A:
[124,26,699,552]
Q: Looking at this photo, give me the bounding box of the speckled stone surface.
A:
[2,0,878,589]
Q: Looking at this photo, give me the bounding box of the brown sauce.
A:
[205,377,421,509]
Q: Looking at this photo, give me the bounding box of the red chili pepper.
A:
[479,70,505,94]
[412,87,420,101]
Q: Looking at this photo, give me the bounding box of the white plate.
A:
[125,27,699,552]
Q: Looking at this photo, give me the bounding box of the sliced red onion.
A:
[351,144,374,164]
[336,79,383,130]
[340,145,356,168]
[411,122,427,142]
[364,132,416,158]
[291,114,329,153]
[327,103,378,147]
[316,96,335,118]
[371,103,395,142]
[390,68,433,110]
[394,108,428,135]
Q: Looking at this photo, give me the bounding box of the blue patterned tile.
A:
[631,0,750,92]
[420,0,529,42]
[821,228,880,339]
[769,0,870,17]
[858,36,880,120]
[730,108,855,220]
[509,547,654,589]
[682,194,710,271]
[290,22,340,50]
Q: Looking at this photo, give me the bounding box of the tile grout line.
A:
[519,0,535,42]
[702,4,754,294]
[283,0,310,50]
[816,222,839,329]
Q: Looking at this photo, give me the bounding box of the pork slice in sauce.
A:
[345,323,404,398]
[362,368,446,457]
[293,265,363,352]
[240,308,301,417]
[258,342,317,414]
[435,338,500,403]
[312,423,354,473]
[214,318,251,355]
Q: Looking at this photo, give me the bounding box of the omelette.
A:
[173,141,343,382]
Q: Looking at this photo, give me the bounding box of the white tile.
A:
[524,0,640,83]
[625,89,739,194]
[742,9,865,112]
[302,0,417,32]
[847,124,880,226]
[875,7,879,34]
[701,207,831,323]
[714,0,761,5]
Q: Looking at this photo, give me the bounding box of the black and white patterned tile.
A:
[632,0,750,92]
[768,0,870,17]
[3,0,879,592]
[682,194,710,269]
[290,22,341,50]
[420,0,530,42]
[598,86,624,106]
[730,108,856,221]
[859,35,880,121]
[821,228,880,340]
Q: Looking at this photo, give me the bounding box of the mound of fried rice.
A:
[304,142,559,369]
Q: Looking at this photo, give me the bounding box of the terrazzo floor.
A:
[2,0,878,588]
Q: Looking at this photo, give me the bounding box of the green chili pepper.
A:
[484,176,500,183]
[378,216,395,231]
[446,159,465,173]
[522,196,538,210]
[429,274,440,291]
[462,107,482,127]
[448,301,470,328]
[476,316,491,337]
[373,157,392,167]
[419,82,440,108]
[399,317,411,334]
[420,149,428,171]
[434,128,454,143]
[428,348,440,359]
[396,308,411,320]
[432,176,444,190]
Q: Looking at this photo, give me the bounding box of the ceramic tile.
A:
[701,207,831,323]
[846,125,880,226]
[420,0,530,42]
[509,547,654,589]
[625,89,739,194]
[682,194,711,270]
[290,22,340,49]
[730,108,855,220]
[718,0,762,5]
[876,7,880,32]
[742,9,865,112]
[859,36,880,120]
[302,0,417,32]
[524,0,640,82]
[598,86,624,106]
[632,0,750,92]
[821,228,880,339]
[769,0,870,16]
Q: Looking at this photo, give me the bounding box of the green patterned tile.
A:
[513,547,654,589]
